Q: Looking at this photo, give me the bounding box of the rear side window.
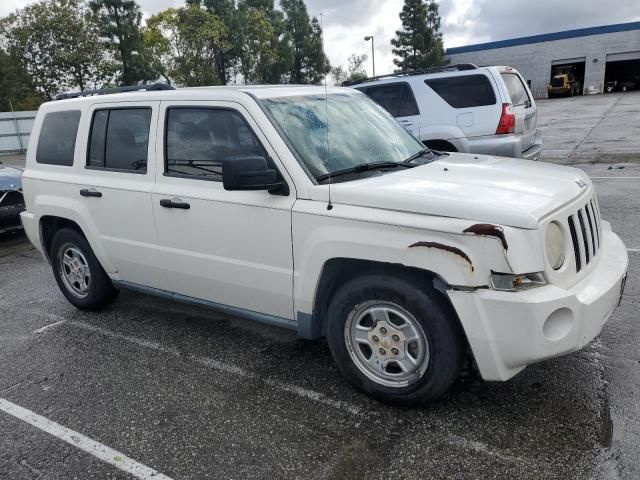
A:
[165,108,267,180]
[359,83,419,117]
[36,111,81,166]
[425,74,497,109]
[88,108,151,173]
[501,73,530,106]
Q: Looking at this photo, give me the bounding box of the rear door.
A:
[357,82,421,137]
[77,101,169,290]
[499,70,537,152]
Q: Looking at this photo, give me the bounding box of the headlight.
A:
[545,221,566,270]
[490,272,546,291]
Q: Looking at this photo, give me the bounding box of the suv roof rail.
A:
[343,64,478,87]
[54,82,175,101]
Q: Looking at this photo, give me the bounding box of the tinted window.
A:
[501,73,530,106]
[88,108,151,173]
[36,111,81,166]
[359,83,419,117]
[165,108,267,180]
[425,74,497,108]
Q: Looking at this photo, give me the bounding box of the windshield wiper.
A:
[403,148,448,164]
[317,161,413,182]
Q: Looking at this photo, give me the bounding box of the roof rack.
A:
[55,82,175,101]
[343,64,478,87]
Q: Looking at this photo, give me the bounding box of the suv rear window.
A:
[425,74,496,109]
[88,108,151,173]
[501,73,530,107]
[359,82,419,117]
[36,111,81,166]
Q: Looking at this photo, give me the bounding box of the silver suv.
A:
[347,64,542,160]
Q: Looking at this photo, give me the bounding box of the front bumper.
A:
[448,223,628,381]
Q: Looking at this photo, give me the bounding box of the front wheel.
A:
[326,274,466,406]
[50,228,119,310]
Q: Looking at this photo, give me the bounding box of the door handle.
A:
[80,189,102,198]
[160,199,190,210]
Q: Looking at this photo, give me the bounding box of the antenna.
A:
[320,12,333,211]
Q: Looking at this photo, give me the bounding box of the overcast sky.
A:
[2,0,640,76]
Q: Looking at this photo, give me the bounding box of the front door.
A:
[152,101,296,320]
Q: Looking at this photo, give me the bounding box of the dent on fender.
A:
[408,241,474,272]
[463,223,508,250]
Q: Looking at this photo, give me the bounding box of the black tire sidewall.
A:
[50,228,118,310]
[326,274,465,406]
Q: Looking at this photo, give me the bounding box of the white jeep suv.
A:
[347,64,543,160]
[20,84,627,405]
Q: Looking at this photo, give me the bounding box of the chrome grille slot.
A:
[568,215,582,272]
[585,203,596,254]
[577,209,590,264]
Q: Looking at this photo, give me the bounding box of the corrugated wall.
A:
[0,111,36,155]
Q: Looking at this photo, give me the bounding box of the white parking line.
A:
[590,176,640,179]
[33,320,67,334]
[68,320,364,417]
[628,248,640,253]
[0,398,173,480]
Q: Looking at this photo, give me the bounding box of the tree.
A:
[391,0,444,71]
[144,6,226,87]
[0,49,44,110]
[280,0,330,84]
[188,0,237,84]
[0,0,112,99]
[236,6,276,84]
[330,54,368,85]
[88,0,147,86]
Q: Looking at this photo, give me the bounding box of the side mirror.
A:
[222,156,288,195]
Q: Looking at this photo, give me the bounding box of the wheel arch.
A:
[298,258,463,343]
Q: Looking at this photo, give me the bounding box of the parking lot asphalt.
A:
[0,161,638,479]
[538,92,640,163]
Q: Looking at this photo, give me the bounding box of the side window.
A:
[501,73,531,107]
[425,74,497,109]
[87,108,151,173]
[165,108,267,180]
[361,83,419,118]
[36,111,81,166]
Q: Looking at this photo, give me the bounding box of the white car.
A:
[21,84,627,405]
[347,64,543,160]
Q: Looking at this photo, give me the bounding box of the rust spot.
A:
[463,224,508,250]
[409,241,473,270]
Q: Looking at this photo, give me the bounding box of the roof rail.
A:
[55,82,175,101]
[343,64,478,87]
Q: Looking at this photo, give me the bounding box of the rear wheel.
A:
[50,228,119,310]
[326,274,465,406]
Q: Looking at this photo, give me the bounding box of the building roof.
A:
[446,21,640,55]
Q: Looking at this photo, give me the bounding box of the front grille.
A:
[0,190,24,207]
[567,196,602,273]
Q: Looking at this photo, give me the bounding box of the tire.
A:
[326,273,466,406]
[50,228,119,310]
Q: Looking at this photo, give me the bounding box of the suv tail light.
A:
[496,103,515,135]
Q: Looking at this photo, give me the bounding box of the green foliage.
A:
[88,0,147,86]
[237,7,277,84]
[280,0,330,84]
[0,0,113,99]
[0,49,44,110]
[330,54,368,85]
[391,0,445,71]
[144,5,226,87]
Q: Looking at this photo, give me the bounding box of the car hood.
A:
[326,154,590,229]
[0,164,23,191]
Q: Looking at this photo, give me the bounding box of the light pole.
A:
[364,35,375,78]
